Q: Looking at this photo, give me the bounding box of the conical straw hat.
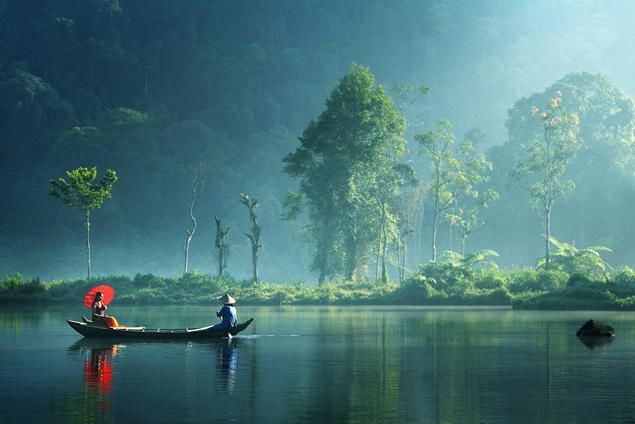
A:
[217,293,237,304]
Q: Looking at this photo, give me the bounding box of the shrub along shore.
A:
[4,266,635,310]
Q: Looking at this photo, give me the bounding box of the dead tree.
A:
[214,216,230,277]
[240,193,261,284]
[183,163,205,274]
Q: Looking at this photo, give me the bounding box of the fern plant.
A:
[440,249,500,273]
[537,237,612,281]
[415,249,499,294]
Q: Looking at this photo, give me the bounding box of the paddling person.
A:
[91,291,119,328]
[212,293,238,333]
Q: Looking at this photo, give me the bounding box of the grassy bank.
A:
[0,272,512,306]
[3,266,635,309]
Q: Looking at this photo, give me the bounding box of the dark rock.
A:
[576,319,615,337]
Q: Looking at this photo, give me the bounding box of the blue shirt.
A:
[216,305,237,329]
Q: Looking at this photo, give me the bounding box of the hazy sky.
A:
[389,0,635,146]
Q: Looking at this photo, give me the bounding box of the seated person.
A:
[211,293,238,331]
[90,291,119,328]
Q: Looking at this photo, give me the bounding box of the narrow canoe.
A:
[67,317,254,339]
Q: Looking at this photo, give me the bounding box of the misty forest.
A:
[2,0,635,309]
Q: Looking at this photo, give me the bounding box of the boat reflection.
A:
[68,337,242,399]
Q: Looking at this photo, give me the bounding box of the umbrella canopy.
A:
[83,285,115,309]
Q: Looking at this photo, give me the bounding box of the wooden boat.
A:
[67,317,254,339]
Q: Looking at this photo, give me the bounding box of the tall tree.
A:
[416,120,460,262]
[284,64,406,282]
[503,73,635,260]
[49,167,118,280]
[240,193,261,284]
[511,91,582,267]
[390,85,429,281]
[447,129,498,255]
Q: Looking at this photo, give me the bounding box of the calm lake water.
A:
[1,305,634,423]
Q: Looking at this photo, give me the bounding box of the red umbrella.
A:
[84,285,115,309]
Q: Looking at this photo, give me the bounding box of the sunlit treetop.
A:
[508,72,635,155]
[49,167,118,212]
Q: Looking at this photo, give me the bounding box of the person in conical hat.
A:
[211,293,238,332]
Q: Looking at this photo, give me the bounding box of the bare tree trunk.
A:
[183,163,205,274]
[461,233,466,256]
[373,196,388,283]
[544,130,553,269]
[398,228,413,283]
[375,228,381,281]
[317,245,327,284]
[375,207,384,281]
[545,202,552,268]
[317,229,329,285]
[345,230,357,282]
[85,209,91,280]
[397,232,402,283]
[245,234,259,283]
[402,240,407,282]
[377,201,388,283]
[432,196,439,263]
[381,219,388,283]
[215,216,230,277]
[184,197,197,274]
[318,267,327,285]
[250,240,259,283]
[218,238,224,277]
[240,193,262,285]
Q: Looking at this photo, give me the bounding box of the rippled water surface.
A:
[1,306,635,423]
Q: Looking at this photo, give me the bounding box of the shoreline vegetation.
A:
[4,266,635,310]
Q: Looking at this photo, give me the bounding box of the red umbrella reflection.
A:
[83,345,118,396]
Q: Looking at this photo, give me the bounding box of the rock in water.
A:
[576,319,615,337]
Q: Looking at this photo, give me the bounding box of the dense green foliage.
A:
[4,264,635,310]
[284,64,408,282]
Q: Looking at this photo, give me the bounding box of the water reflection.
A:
[8,307,635,423]
[216,339,238,393]
[65,339,121,423]
[577,335,615,349]
[64,337,243,420]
